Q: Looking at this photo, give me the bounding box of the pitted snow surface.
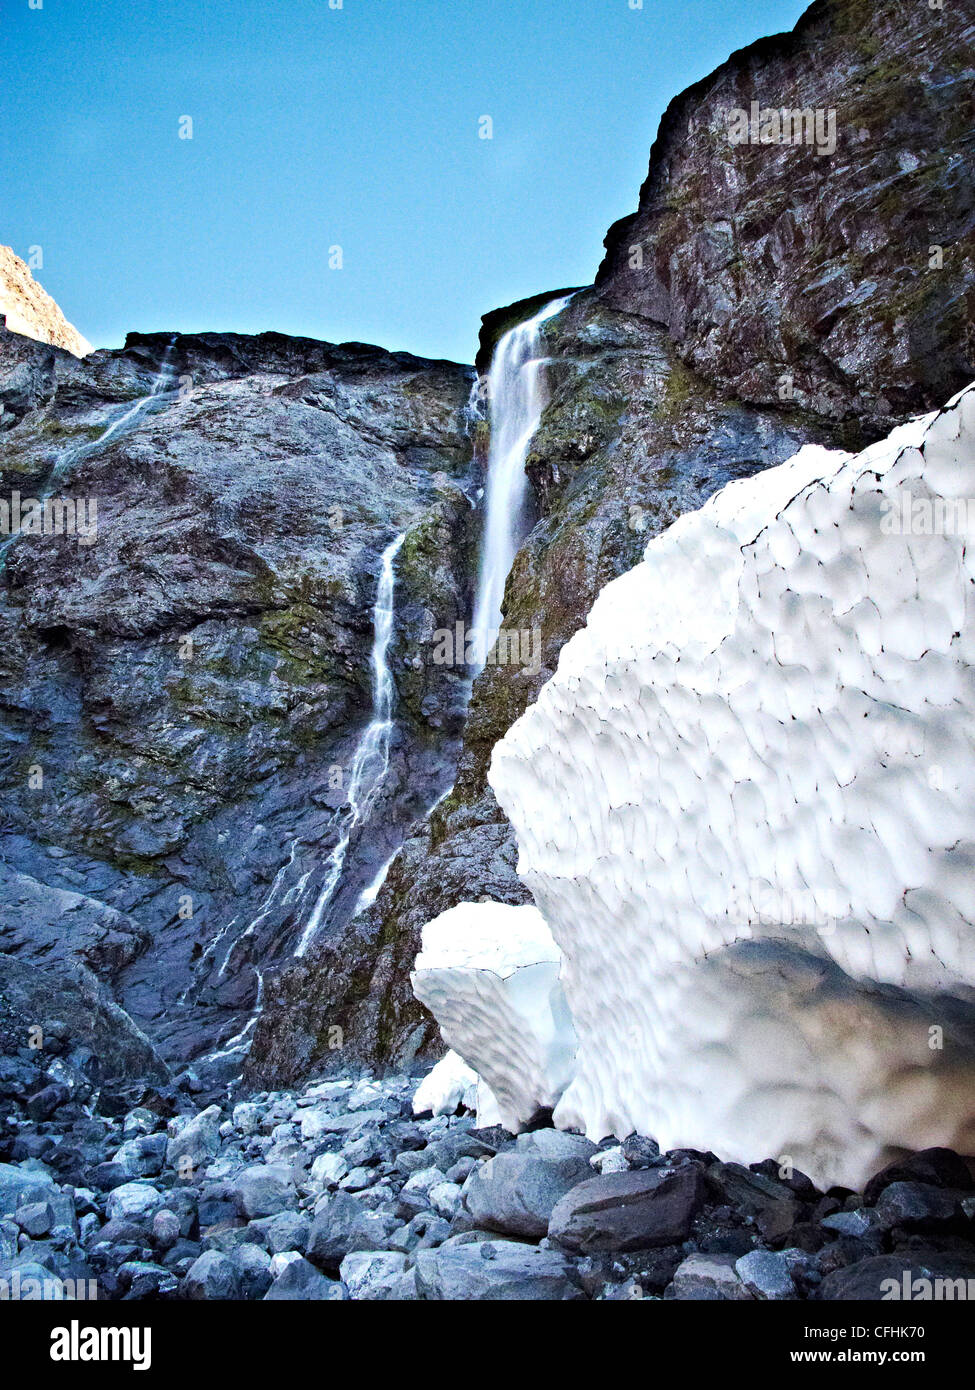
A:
[486,386,975,1188]
[411,903,576,1132]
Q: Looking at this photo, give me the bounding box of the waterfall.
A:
[294,530,406,957]
[469,295,572,662]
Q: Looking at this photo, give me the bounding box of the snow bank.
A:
[410,902,576,1132]
[412,1050,478,1118]
[484,385,975,1188]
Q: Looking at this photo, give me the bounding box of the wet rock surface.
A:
[0,325,476,1068]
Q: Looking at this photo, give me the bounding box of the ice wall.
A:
[486,385,975,1188]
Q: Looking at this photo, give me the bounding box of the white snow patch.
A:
[412,1050,478,1117]
[411,902,577,1132]
[465,384,975,1189]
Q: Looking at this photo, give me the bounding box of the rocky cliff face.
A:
[246,0,975,1085]
[0,245,92,359]
[597,0,975,430]
[0,326,475,1069]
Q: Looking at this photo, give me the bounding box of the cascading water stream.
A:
[469,295,572,664]
[294,530,406,957]
[0,336,178,567]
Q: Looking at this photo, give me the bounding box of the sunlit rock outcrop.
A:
[479,384,975,1190]
[0,244,92,358]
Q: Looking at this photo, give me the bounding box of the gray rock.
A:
[151,1209,181,1251]
[863,1148,974,1206]
[397,1165,451,1220]
[386,1212,451,1255]
[426,1130,497,1171]
[87,1217,150,1248]
[549,1165,705,1254]
[105,1182,161,1225]
[821,1208,876,1238]
[15,1201,55,1238]
[339,1250,409,1300]
[415,1238,584,1300]
[301,1109,386,1141]
[248,1211,309,1255]
[0,957,167,1086]
[166,1107,222,1175]
[0,1220,18,1262]
[229,1164,294,1220]
[232,1103,264,1136]
[306,1191,384,1273]
[394,1149,433,1176]
[462,1136,595,1240]
[428,1182,462,1220]
[184,1249,241,1300]
[310,1152,349,1185]
[818,1253,975,1301]
[735,1249,796,1300]
[339,1166,377,1192]
[873,1181,964,1233]
[263,1256,343,1301]
[622,1135,660,1168]
[111,1133,167,1179]
[508,1130,590,1161]
[379,1268,419,1301]
[445,1157,477,1184]
[0,1163,58,1217]
[0,1259,65,1299]
[670,1253,754,1301]
[117,1261,178,1298]
[233,1243,273,1299]
[123,1108,160,1139]
[704,1163,800,1242]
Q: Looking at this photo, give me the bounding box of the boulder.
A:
[248,1211,309,1255]
[670,1253,753,1301]
[863,1149,975,1206]
[229,1165,294,1220]
[735,1249,796,1300]
[264,1257,342,1301]
[414,1238,584,1300]
[166,1107,222,1174]
[111,1133,167,1179]
[819,1253,975,1301]
[462,1131,596,1239]
[105,1182,162,1225]
[306,1191,384,1273]
[339,1250,409,1300]
[184,1249,241,1300]
[549,1165,706,1254]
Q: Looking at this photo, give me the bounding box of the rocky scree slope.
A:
[4,1050,975,1302]
[247,0,975,1084]
[0,326,476,1068]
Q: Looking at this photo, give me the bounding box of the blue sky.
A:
[3,0,809,363]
